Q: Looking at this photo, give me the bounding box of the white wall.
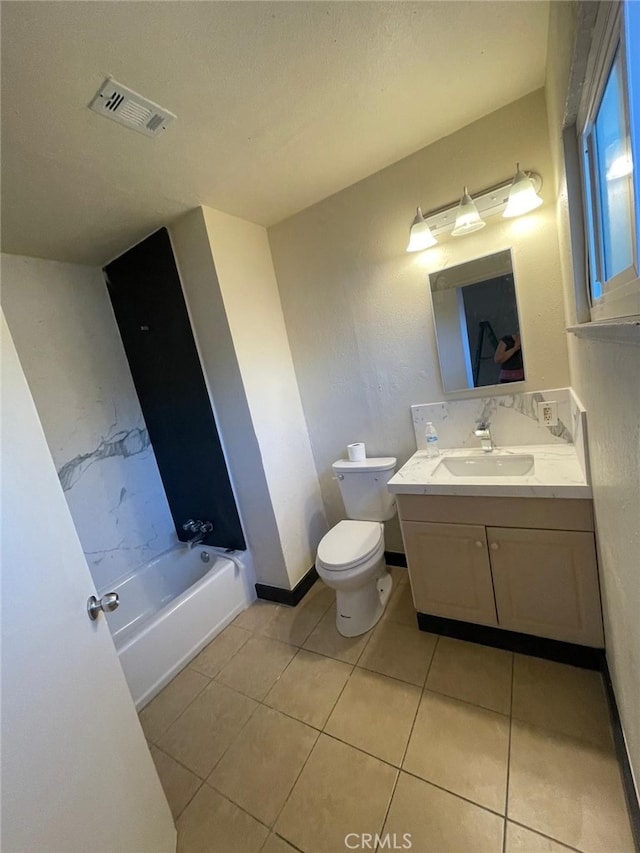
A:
[1,254,175,591]
[268,90,570,549]
[170,209,313,590]
[201,207,327,587]
[546,1,640,791]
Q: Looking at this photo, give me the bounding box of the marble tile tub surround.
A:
[412,387,589,481]
[1,254,176,593]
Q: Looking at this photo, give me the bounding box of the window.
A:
[578,0,640,320]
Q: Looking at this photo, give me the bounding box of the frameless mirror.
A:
[429,249,525,392]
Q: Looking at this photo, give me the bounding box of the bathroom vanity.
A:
[388,445,604,648]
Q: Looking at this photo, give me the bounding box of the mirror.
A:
[429,249,525,392]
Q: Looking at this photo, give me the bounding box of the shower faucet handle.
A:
[182,519,213,536]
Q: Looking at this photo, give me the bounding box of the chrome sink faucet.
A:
[474,420,494,453]
[182,519,213,548]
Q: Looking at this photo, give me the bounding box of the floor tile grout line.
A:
[149,743,206,823]
[502,652,515,853]
[399,766,508,820]
[188,623,254,679]
[267,720,324,841]
[205,698,264,782]
[173,778,204,824]
[151,742,211,784]
[198,603,351,839]
[159,677,265,784]
[505,818,588,853]
[259,597,333,647]
[200,779,276,835]
[374,635,441,853]
[421,682,512,719]
[142,669,212,745]
[155,664,264,767]
[205,732,318,834]
[271,831,306,853]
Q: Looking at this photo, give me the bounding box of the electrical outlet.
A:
[538,400,558,427]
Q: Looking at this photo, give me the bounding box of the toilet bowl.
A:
[316,520,393,637]
[316,455,397,637]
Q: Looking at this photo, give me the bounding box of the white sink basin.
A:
[435,454,535,477]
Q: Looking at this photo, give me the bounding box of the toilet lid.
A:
[317,520,383,571]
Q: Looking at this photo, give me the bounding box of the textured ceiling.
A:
[1,1,549,266]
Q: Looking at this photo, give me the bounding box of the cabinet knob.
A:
[475,541,483,548]
[490,542,499,551]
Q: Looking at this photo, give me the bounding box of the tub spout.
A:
[186,532,205,550]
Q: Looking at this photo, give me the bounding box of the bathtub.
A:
[104,544,255,709]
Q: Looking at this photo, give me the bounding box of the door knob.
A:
[475,541,483,548]
[490,542,499,551]
[87,592,119,621]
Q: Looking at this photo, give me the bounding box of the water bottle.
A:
[425,422,440,458]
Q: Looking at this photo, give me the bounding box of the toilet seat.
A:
[317,520,383,571]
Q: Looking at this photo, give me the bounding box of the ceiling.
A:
[1,1,549,266]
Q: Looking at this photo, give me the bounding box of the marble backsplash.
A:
[411,387,589,481]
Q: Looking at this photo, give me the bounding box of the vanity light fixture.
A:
[406,166,543,252]
[406,207,438,251]
[451,187,486,236]
[503,163,543,218]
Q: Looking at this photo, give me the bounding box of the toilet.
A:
[316,456,397,637]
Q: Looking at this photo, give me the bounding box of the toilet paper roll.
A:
[347,442,366,462]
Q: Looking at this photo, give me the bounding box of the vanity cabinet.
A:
[397,495,604,647]
[401,522,498,627]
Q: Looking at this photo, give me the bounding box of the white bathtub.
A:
[104,544,254,709]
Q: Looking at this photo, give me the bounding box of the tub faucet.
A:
[474,420,494,453]
[182,519,213,549]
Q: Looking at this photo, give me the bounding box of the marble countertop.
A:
[388,444,591,499]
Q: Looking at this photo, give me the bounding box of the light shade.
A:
[406,207,438,252]
[503,163,543,218]
[451,187,486,236]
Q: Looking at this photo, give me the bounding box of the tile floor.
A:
[140,569,635,853]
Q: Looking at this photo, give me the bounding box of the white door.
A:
[1,313,176,853]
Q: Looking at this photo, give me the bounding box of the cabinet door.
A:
[401,521,498,626]
[488,527,604,646]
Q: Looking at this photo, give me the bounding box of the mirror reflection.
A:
[429,249,525,392]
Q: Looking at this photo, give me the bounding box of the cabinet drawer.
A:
[401,520,498,627]
[487,527,603,647]
[396,494,594,531]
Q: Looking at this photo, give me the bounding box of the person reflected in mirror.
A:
[494,332,525,383]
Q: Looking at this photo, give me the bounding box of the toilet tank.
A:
[332,457,397,522]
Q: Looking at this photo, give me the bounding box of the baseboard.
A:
[601,658,640,850]
[255,565,318,607]
[416,612,604,670]
[384,550,407,567]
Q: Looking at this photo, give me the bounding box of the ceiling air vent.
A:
[89,78,176,138]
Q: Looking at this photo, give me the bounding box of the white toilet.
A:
[316,456,397,637]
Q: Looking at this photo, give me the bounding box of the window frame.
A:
[576,0,640,322]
